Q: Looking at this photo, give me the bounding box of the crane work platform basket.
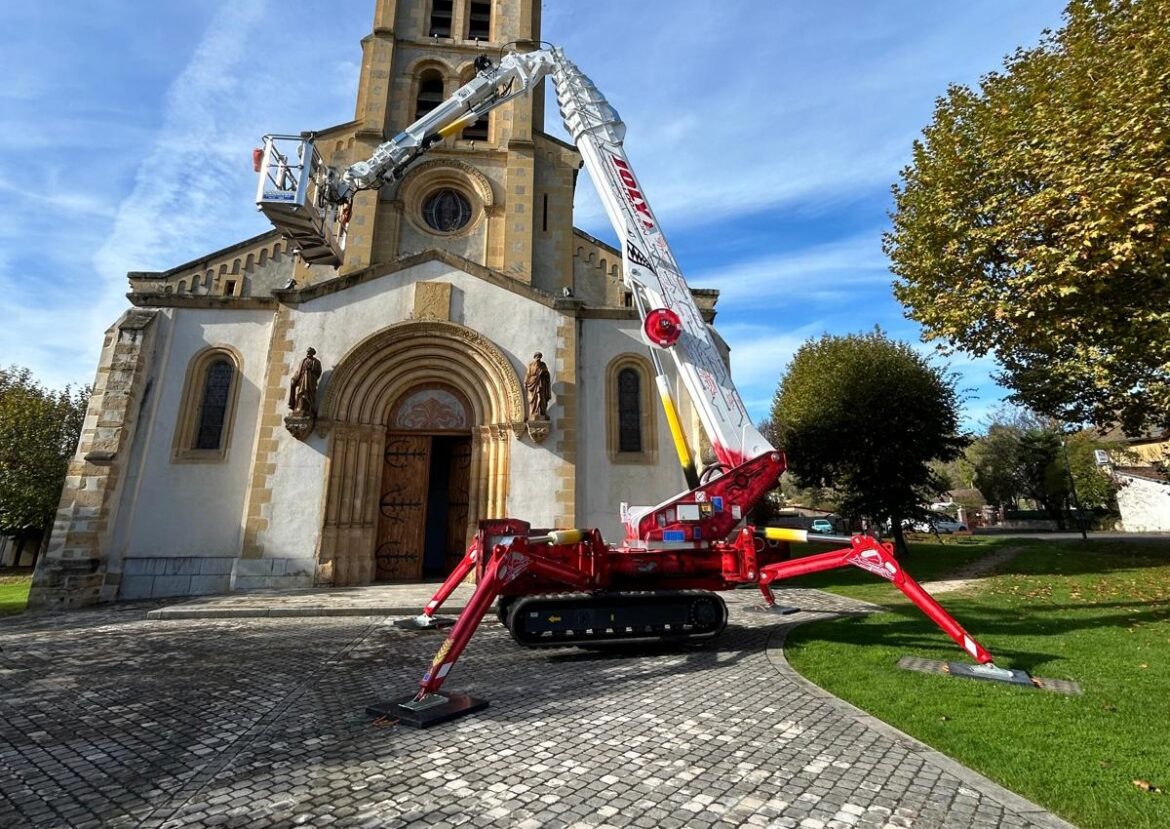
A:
[254,135,346,267]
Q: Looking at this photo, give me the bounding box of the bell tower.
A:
[326,0,551,283]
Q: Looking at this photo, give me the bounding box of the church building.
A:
[30,0,726,607]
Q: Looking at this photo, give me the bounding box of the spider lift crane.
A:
[256,46,1023,727]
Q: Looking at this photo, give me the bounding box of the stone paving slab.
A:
[0,588,1076,829]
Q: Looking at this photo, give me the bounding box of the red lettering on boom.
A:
[612,155,655,227]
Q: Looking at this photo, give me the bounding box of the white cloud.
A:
[89,0,361,339]
[547,1,1064,228]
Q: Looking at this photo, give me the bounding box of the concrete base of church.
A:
[114,556,317,600]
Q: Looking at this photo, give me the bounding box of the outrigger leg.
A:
[389,543,478,631]
[757,531,1033,685]
[371,536,593,728]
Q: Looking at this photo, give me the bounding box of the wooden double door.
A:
[375,433,472,581]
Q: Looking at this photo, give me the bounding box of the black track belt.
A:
[505,590,728,648]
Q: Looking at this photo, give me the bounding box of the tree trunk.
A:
[1040,498,1066,530]
[889,513,910,557]
[32,528,48,570]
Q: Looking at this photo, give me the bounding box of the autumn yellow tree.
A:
[885,0,1170,434]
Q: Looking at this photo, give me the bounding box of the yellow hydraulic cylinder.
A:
[529,529,586,545]
[657,375,700,490]
[762,527,809,543]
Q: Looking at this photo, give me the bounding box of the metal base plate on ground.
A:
[896,656,1082,695]
[367,691,489,728]
[744,604,800,615]
[388,616,456,631]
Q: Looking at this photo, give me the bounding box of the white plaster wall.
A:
[264,260,569,554]
[1117,474,1170,532]
[579,318,688,542]
[124,309,274,557]
[259,416,330,564]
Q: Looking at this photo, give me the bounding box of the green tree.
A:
[968,424,1027,510]
[1063,429,1118,512]
[1018,430,1072,530]
[965,406,1117,527]
[771,330,966,556]
[0,367,89,566]
[885,0,1170,434]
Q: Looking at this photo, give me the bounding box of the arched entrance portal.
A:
[375,386,473,581]
[317,320,524,585]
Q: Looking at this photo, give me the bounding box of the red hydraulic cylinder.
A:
[414,543,478,624]
[416,541,595,698]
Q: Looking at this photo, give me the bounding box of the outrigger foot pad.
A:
[746,604,800,615]
[945,661,1036,687]
[898,656,1081,694]
[388,615,457,630]
[367,691,489,729]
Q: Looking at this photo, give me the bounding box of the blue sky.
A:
[0,0,1068,430]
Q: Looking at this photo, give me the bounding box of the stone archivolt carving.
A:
[284,414,314,441]
[319,319,524,428]
[526,420,551,443]
[397,159,495,239]
[317,320,525,586]
[399,159,495,208]
[392,388,470,430]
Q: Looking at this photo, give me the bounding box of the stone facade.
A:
[31,0,725,606]
[30,311,160,609]
[1101,428,1170,533]
[1114,470,1170,532]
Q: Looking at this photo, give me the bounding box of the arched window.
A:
[195,359,234,449]
[429,0,453,37]
[467,1,491,40]
[416,70,445,121]
[617,368,642,453]
[606,354,658,463]
[173,347,242,461]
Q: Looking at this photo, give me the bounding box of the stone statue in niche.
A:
[285,347,322,441]
[525,352,551,421]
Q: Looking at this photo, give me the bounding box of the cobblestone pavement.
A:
[145,583,479,620]
[0,589,1074,829]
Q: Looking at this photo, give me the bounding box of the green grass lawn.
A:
[784,539,1170,829]
[0,575,32,616]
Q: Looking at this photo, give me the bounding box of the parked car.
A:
[905,517,967,534]
[933,518,968,534]
[810,519,833,534]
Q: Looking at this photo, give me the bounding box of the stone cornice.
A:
[274,249,566,311]
[128,295,278,310]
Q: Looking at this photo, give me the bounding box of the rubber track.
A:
[505,590,728,648]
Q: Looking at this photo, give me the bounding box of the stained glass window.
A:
[617,367,642,453]
[423,189,473,232]
[195,360,234,450]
